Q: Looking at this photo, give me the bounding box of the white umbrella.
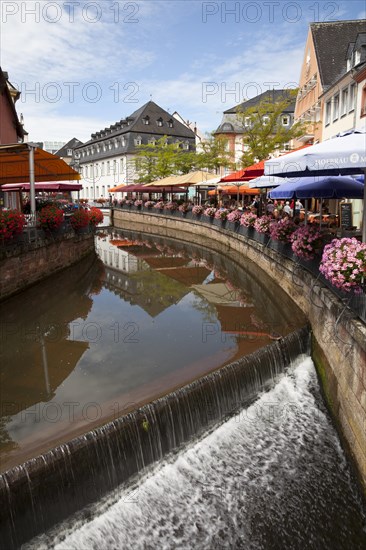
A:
[264,130,366,241]
[248,175,288,189]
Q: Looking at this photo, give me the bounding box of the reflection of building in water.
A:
[96,236,147,274]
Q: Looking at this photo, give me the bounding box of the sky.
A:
[1,0,365,144]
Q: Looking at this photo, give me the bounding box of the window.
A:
[341,88,348,117]
[121,137,126,147]
[106,161,110,175]
[113,160,117,174]
[354,50,361,66]
[120,158,125,172]
[149,138,156,145]
[85,166,88,178]
[168,119,174,128]
[183,142,190,150]
[142,116,150,125]
[103,143,107,152]
[333,94,339,121]
[262,116,269,125]
[134,136,142,146]
[114,139,119,149]
[101,162,105,175]
[67,149,72,156]
[325,100,332,126]
[244,117,250,127]
[349,83,356,112]
[282,116,290,126]
[157,118,163,127]
[108,142,112,150]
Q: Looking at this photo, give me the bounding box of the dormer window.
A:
[168,119,174,128]
[114,139,119,148]
[262,116,270,126]
[67,148,72,156]
[103,143,107,152]
[108,142,112,150]
[134,136,142,146]
[96,145,100,153]
[282,116,290,126]
[157,118,163,127]
[143,116,150,125]
[354,50,361,66]
[149,138,156,145]
[183,142,189,150]
[121,137,126,147]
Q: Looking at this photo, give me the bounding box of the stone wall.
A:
[113,208,366,490]
[0,233,95,301]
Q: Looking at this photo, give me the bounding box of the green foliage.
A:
[236,90,308,166]
[196,134,235,173]
[134,136,196,183]
[134,134,234,183]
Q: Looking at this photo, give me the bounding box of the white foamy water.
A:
[28,356,366,550]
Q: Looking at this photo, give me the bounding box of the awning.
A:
[1,182,83,192]
[208,185,260,195]
[147,170,217,187]
[0,143,80,184]
[110,184,187,193]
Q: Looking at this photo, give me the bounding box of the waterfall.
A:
[0,327,310,549]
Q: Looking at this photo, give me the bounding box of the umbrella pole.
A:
[304,199,308,226]
[319,199,322,230]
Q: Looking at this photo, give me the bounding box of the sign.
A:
[339,202,353,229]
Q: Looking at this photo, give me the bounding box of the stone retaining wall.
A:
[113,208,366,490]
[0,233,95,301]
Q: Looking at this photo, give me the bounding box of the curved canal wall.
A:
[113,208,366,491]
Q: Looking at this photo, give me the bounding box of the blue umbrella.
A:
[269,175,364,199]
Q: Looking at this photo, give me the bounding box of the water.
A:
[0,229,306,472]
[27,356,366,550]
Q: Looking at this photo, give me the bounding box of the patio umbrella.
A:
[264,129,366,240]
[268,176,364,200]
[248,175,288,189]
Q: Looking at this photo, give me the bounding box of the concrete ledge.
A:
[113,208,366,491]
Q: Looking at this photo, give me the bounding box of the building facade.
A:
[0,68,25,144]
[294,20,366,145]
[73,101,196,200]
[214,90,296,170]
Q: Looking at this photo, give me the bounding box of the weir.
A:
[0,326,310,549]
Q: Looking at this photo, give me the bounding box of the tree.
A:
[236,90,308,167]
[134,136,196,183]
[196,134,235,174]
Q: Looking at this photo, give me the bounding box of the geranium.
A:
[38,205,64,231]
[227,209,242,223]
[154,201,165,210]
[319,238,366,293]
[144,201,155,208]
[192,205,204,216]
[0,209,26,239]
[215,208,230,221]
[204,206,217,218]
[165,201,178,211]
[240,211,257,227]
[269,217,297,242]
[290,225,323,260]
[70,208,90,230]
[254,215,273,234]
[88,207,104,226]
[179,203,189,213]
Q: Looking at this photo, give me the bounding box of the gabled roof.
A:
[310,20,366,89]
[80,101,195,147]
[54,137,83,157]
[223,90,296,114]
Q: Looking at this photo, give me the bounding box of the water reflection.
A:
[0,230,306,471]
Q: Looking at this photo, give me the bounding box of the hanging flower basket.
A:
[319,238,366,293]
[0,209,26,241]
[290,225,324,261]
[70,208,90,232]
[88,207,104,227]
[38,205,64,232]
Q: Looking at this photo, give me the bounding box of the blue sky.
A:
[1,0,365,143]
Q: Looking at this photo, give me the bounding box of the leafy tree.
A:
[236,90,308,167]
[134,136,196,183]
[196,134,235,174]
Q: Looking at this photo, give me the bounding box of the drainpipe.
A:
[29,144,36,223]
